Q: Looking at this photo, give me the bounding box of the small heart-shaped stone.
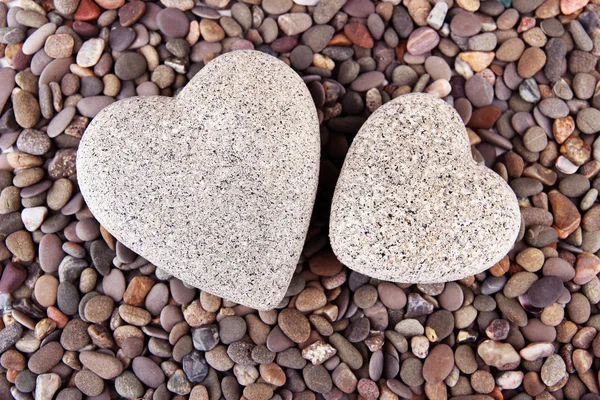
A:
[77,51,320,309]
[330,93,520,283]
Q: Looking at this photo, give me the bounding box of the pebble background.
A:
[0,0,599,399]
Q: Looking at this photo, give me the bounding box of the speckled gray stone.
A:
[330,93,520,283]
[77,50,320,310]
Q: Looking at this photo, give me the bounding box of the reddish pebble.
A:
[0,263,27,294]
[74,0,101,21]
[309,249,343,276]
[270,36,298,53]
[467,106,502,130]
[422,344,454,383]
[517,17,536,33]
[47,306,69,328]
[12,50,33,70]
[574,252,600,285]
[119,1,146,27]
[343,22,374,49]
[357,379,379,400]
[548,190,581,239]
[560,0,589,15]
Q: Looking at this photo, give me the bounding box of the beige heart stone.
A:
[77,51,320,310]
[330,93,520,283]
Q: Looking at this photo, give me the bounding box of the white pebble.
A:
[21,207,48,232]
[294,0,320,5]
[427,1,448,30]
[425,79,451,98]
[234,364,259,385]
[496,371,524,390]
[454,57,474,79]
[555,155,579,174]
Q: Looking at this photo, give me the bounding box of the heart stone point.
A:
[330,93,521,283]
[77,50,320,310]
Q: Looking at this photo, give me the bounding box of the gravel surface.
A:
[0,0,599,399]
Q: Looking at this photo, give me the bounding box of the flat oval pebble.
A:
[407,27,439,55]
[278,309,310,343]
[132,357,165,388]
[465,75,494,107]
[156,8,189,38]
[527,276,565,308]
[377,282,406,310]
[451,12,481,37]
[114,52,147,81]
[422,344,454,383]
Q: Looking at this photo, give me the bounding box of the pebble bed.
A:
[0,0,599,399]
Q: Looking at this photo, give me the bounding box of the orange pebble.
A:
[47,306,68,329]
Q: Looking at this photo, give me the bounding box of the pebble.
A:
[219,316,247,344]
[526,276,564,308]
[314,0,346,24]
[577,108,600,134]
[132,357,165,388]
[539,98,570,119]
[478,340,521,370]
[377,282,406,309]
[465,75,493,107]
[303,364,332,393]
[567,292,591,324]
[74,369,104,396]
[12,90,40,129]
[0,263,27,293]
[114,52,147,80]
[157,8,189,38]
[28,341,63,374]
[451,12,481,37]
[34,275,58,307]
[423,344,454,383]
[36,373,61,400]
[407,27,439,55]
[278,13,312,36]
[0,323,23,353]
[344,22,373,49]
[541,354,567,386]
[278,309,310,343]
[517,47,547,78]
[39,234,65,273]
[115,371,144,398]
[45,34,74,58]
[400,357,424,386]
[76,38,104,67]
[83,295,114,323]
[80,351,123,379]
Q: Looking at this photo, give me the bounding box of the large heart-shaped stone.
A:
[77,51,320,310]
[330,93,520,283]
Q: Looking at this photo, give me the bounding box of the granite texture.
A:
[329,93,520,283]
[77,50,320,310]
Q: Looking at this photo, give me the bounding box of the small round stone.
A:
[114,52,147,80]
[278,309,310,343]
[218,316,246,345]
[527,276,564,308]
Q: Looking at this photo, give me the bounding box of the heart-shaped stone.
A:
[77,51,320,310]
[330,93,520,283]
